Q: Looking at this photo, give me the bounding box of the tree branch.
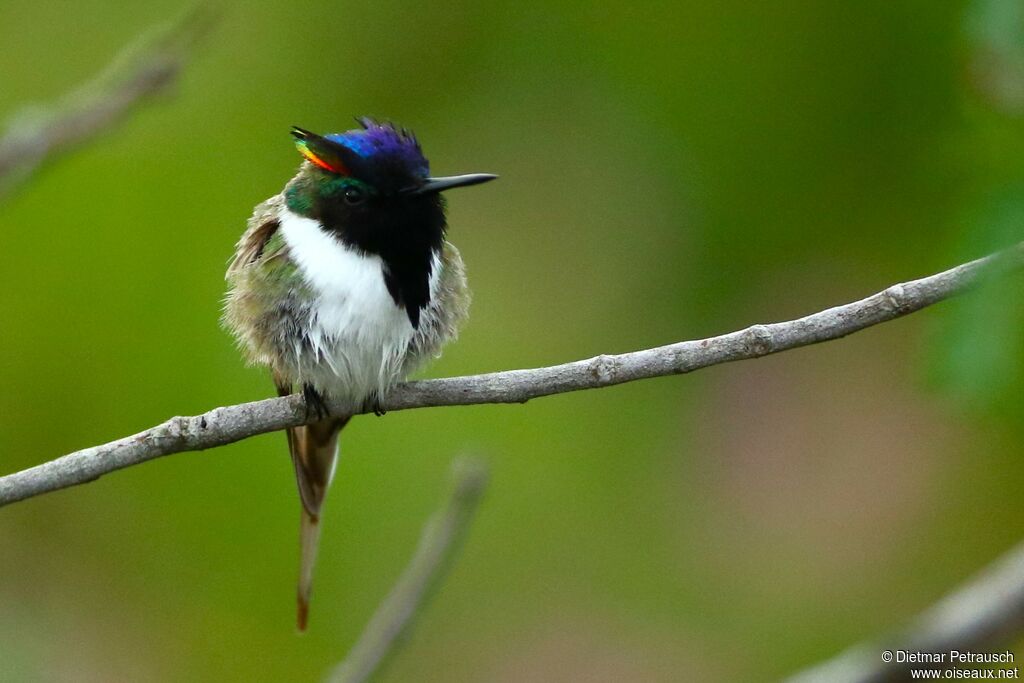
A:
[1,241,1022,509]
[0,6,214,197]
[786,538,1024,682]
[327,458,489,683]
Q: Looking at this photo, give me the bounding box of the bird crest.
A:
[290,119,429,192]
[291,126,354,175]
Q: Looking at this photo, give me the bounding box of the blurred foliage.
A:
[966,0,1024,112]
[927,185,1024,411]
[0,1,1022,681]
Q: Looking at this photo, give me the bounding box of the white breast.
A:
[279,207,426,406]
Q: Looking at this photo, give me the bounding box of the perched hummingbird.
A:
[223,118,495,630]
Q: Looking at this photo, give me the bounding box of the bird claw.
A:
[361,395,387,417]
[302,384,330,421]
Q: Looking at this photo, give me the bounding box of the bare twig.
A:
[0,242,1022,508]
[327,459,489,683]
[0,6,214,196]
[786,539,1024,682]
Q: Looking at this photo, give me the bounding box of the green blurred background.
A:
[2,1,1023,681]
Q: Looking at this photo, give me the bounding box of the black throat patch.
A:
[314,193,447,329]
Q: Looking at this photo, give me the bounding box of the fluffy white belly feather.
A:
[279,207,419,404]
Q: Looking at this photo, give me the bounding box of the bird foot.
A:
[361,395,387,417]
[302,384,330,421]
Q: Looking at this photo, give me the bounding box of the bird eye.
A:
[343,185,367,205]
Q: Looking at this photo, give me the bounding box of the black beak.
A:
[407,173,498,195]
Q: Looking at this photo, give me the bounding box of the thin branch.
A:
[327,458,489,683]
[786,538,1024,682]
[0,6,214,197]
[1,241,1022,508]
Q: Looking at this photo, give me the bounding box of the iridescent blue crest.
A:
[289,118,429,194]
[328,118,429,177]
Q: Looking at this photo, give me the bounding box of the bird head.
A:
[283,118,496,326]
[286,119,494,239]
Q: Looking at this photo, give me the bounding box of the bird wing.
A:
[403,241,471,375]
[227,195,286,273]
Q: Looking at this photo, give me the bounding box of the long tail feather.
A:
[276,380,350,631]
[288,417,348,631]
[297,508,322,631]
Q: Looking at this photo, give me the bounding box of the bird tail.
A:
[283,412,349,632]
[297,505,323,632]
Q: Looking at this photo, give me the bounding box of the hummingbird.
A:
[223,118,495,630]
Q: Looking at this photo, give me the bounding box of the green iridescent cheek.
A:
[285,184,313,214]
